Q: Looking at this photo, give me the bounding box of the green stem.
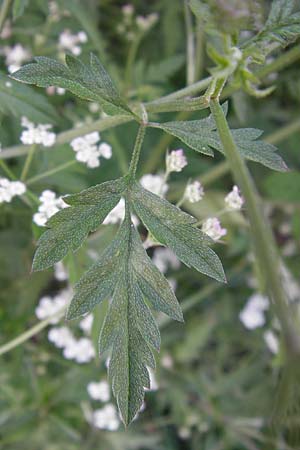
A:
[0,309,66,357]
[0,115,132,160]
[194,19,205,80]
[20,145,36,181]
[0,159,16,179]
[209,98,300,355]
[124,34,142,93]
[184,0,195,85]
[26,160,77,185]
[128,125,146,179]
[1,45,300,162]
[0,0,12,33]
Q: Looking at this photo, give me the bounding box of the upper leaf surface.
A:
[152,104,287,171]
[11,54,133,117]
[131,183,226,283]
[32,178,126,271]
[243,0,300,56]
[68,212,183,425]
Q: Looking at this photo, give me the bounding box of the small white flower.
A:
[166,149,187,173]
[35,288,71,323]
[152,248,180,274]
[20,117,56,147]
[136,13,159,31]
[87,380,110,402]
[202,217,227,241]
[122,4,134,16]
[59,29,88,55]
[0,178,26,204]
[98,142,112,159]
[225,185,244,210]
[178,427,191,439]
[140,174,168,197]
[185,181,204,203]
[4,44,31,73]
[54,262,68,281]
[70,132,112,169]
[92,404,120,431]
[33,190,68,227]
[239,293,269,330]
[48,326,74,348]
[63,337,95,363]
[161,354,174,369]
[264,330,279,354]
[9,181,26,196]
[103,198,139,226]
[79,314,94,334]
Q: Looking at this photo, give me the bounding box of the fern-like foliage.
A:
[242,0,300,58]
[12,52,288,425]
[151,103,287,172]
[11,54,134,117]
[33,179,225,425]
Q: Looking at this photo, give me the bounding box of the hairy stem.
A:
[20,144,36,181]
[184,0,195,85]
[0,309,66,357]
[0,0,11,33]
[128,125,146,179]
[26,160,77,185]
[209,98,300,355]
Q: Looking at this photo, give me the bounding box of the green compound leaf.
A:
[257,0,300,47]
[11,54,133,117]
[131,183,226,283]
[151,103,287,171]
[243,0,300,57]
[32,177,126,271]
[68,210,183,425]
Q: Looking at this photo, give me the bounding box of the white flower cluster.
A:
[0,178,26,204]
[166,149,187,173]
[35,288,71,324]
[3,44,31,73]
[87,380,110,402]
[152,248,180,274]
[54,262,68,281]
[239,293,269,329]
[58,29,88,55]
[62,335,95,363]
[48,326,95,363]
[40,294,95,364]
[103,173,167,226]
[79,313,94,334]
[117,5,159,41]
[33,190,68,227]
[70,132,112,168]
[140,173,168,197]
[225,185,244,210]
[202,217,227,241]
[87,379,120,430]
[103,198,139,226]
[184,181,204,203]
[92,404,120,431]
[20,117,56,147]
